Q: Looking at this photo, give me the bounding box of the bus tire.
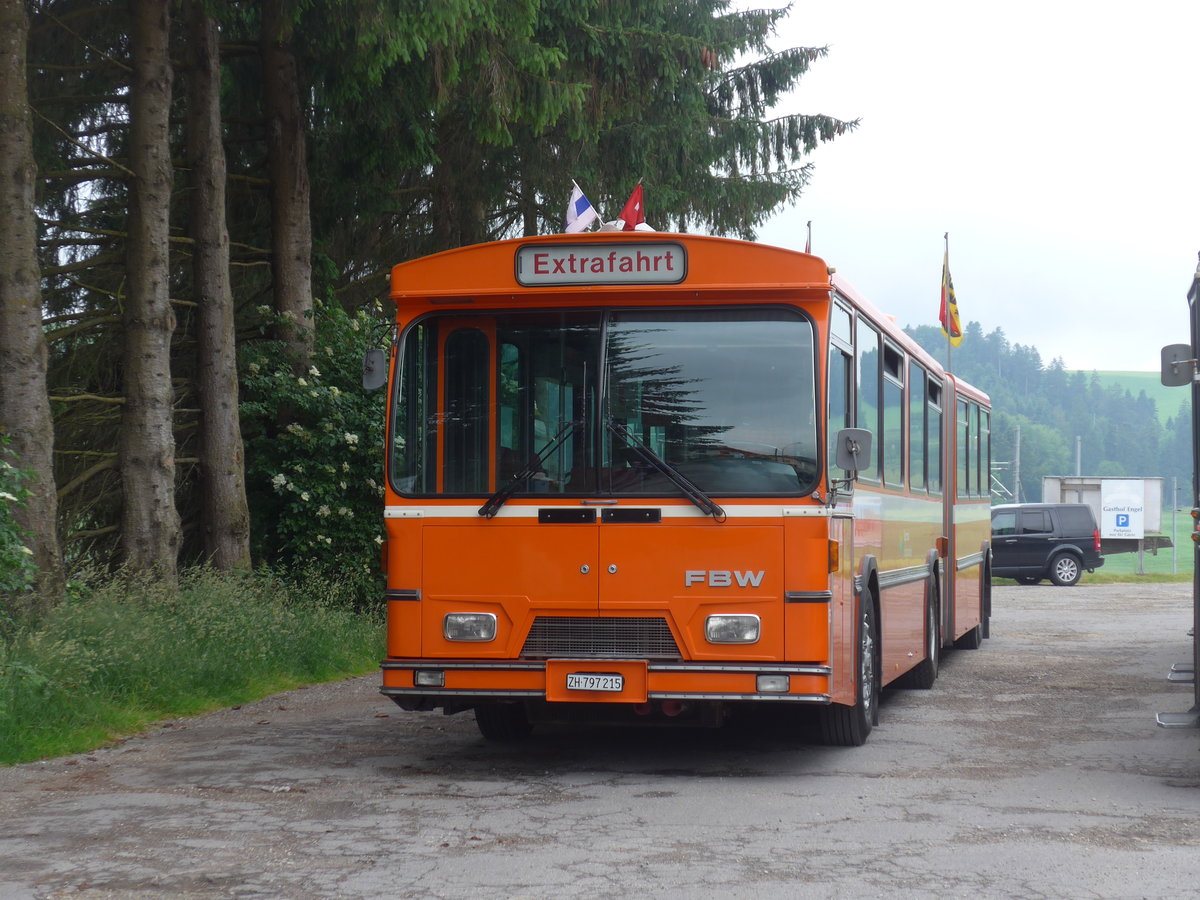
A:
[898,590,939,690]
[818,590,878,746]
[954,623,982,650]
[474,702,533,741]
[981,559,992,639]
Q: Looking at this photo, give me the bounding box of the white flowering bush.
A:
[0,438,37,597]
[240,301,387,604]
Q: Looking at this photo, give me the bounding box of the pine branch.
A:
[49,393,125,404]
[31,107,135,177]
[40,9,133,74]
[43,252,123,277]
[65,526,119,543]
[56,457,119,500]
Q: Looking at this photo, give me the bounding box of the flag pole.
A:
[944,233,952,373]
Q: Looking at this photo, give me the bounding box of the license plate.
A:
[566,672,624,692]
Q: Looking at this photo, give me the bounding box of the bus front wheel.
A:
[818,590,878,746]
[475,702,533,741]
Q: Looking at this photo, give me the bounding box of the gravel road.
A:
[2,582,1198,899]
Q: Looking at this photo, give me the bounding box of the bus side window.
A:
[908,361,926,491]
[956,398,970,499]
[393,320,438,494]
[827,347,851,480]
[856,318,880,482]
[927,379,942,495]
[882,342,904,488]
[976,406,989,498]
[981,409,991,500]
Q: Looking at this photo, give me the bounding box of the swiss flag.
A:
[619,184,644,231]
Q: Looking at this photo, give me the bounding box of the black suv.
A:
[990,503,1104,586]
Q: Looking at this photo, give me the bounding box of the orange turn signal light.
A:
[828,540,840,574]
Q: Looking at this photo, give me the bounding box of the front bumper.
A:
[380,658,832,705]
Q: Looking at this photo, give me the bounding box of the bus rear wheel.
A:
[475,702,533,741]
[818,590,878,746]
[898,590,938,690]
[954,623,982,650]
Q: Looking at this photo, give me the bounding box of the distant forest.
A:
[905,322,1191,506]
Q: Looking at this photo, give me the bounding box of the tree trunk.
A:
[187,0,251,570]
[261,0,314,370]
[120,0,179,581]
[0,0,65,602]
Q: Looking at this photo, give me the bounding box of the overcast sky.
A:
[750,0,1200,372]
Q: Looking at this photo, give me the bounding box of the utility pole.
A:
[1014,425,1022,502]
[1156,254,1200,728]
[1172,477,1178,575]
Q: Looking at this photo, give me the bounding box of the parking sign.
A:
[1100,480,1145,539]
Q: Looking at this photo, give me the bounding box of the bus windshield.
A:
[391,307,818,498]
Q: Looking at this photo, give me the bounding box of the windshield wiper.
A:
[478,421,578,519]
[605,419,725,521]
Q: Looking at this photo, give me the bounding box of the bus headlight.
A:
[705,614,760,644]
[443,613,497,642]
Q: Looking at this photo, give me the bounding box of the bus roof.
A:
[833,271,990,406]
[389,232,833,301]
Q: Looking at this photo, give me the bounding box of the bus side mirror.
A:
[834,428,872,475]
[362,348,389,391]
[1160,343,1194,387]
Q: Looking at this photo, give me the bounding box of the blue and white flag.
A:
[564,180,598,233]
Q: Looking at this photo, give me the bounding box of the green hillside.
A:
[1082,371,1190,423]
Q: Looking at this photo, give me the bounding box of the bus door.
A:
[413,316,601,650]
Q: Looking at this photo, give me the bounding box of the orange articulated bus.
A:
[375,232,992,746]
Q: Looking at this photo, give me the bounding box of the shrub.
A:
[240,300,388,605]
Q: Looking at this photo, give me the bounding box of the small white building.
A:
[1042,476,1169,554]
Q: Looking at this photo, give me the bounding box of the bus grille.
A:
[521,617,681,659]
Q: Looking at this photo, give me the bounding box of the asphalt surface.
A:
[1,582,1198,899]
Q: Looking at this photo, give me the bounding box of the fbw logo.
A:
[1116,514,1130,528]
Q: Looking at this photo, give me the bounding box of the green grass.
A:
[0,568,382,765]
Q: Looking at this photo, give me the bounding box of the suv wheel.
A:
[1048,552,1082,587]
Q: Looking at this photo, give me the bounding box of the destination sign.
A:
[515,242,687,287]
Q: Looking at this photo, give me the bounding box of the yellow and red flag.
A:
[939,246,963,347]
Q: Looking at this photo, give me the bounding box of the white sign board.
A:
[1100,479,1145,539]
[515,242,687,286]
